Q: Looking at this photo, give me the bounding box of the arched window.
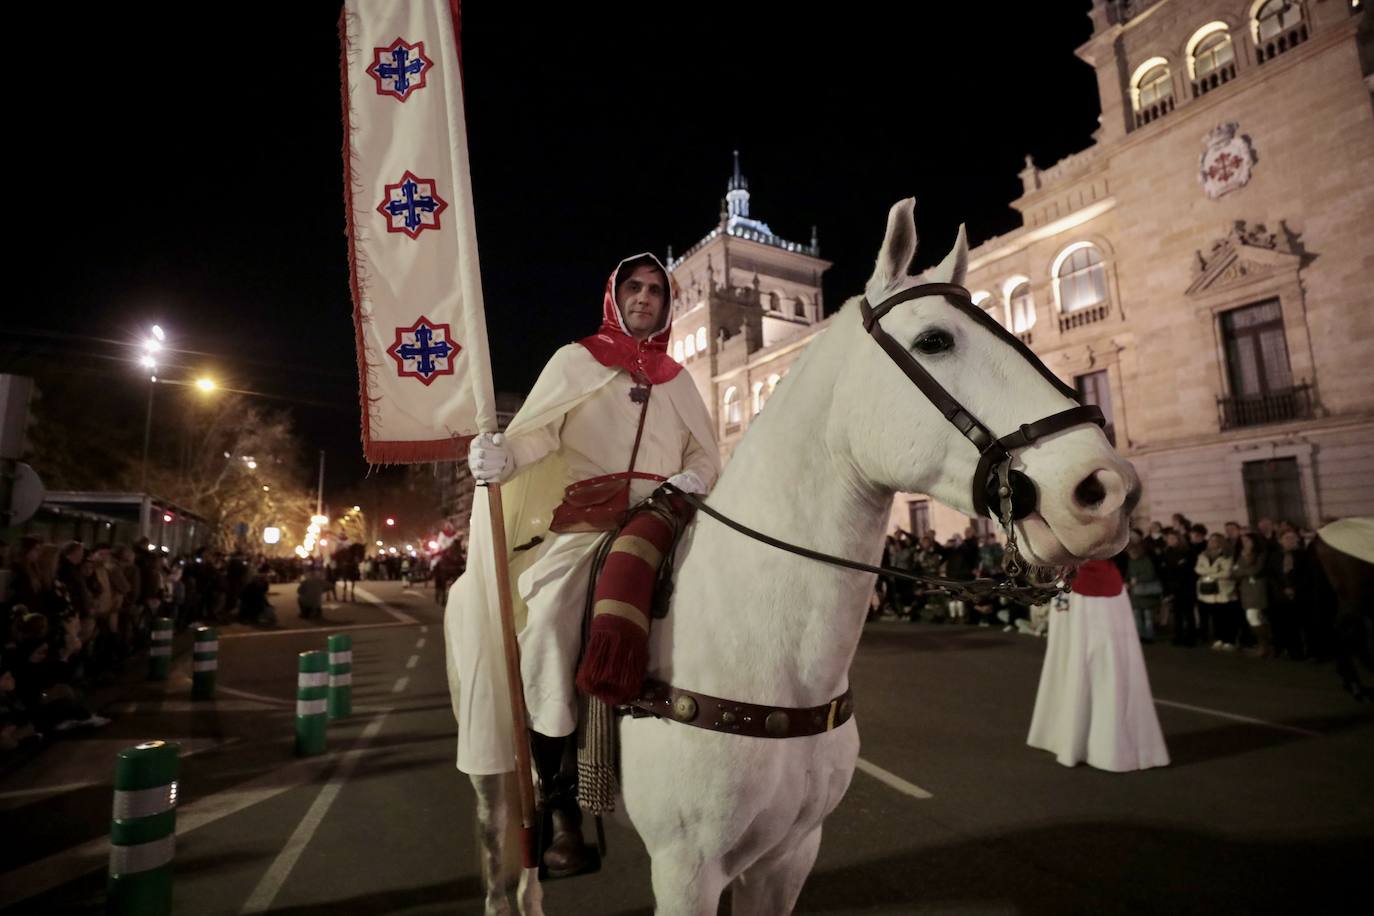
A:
[1253,0,1308,62]
[767,373,781,392]
[794,297,807,319]
[723,386,741,430]
[696,327,707,352]
[1193,30,1234,79]
[684,333,696,358]
[1055,244,1107,313]
[1008,282,1035,333]
[751,381,764,415]
[673,339,684,362]
[1255,0,1302,41]
[1130,57,1174,126]
[1137,64,1172,108]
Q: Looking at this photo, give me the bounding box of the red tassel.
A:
[576,617,650,706]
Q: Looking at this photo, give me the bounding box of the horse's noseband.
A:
[859,282,1105,522]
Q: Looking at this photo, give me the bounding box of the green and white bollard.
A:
[327,633,352,719]
[148,617,173,681]
[108,739,180,916]
[191,626,218,700]
[296,650,329,757]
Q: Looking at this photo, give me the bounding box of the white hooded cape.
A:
[444,343,718,775]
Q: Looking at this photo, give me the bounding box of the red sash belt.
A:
[549,472,668,534]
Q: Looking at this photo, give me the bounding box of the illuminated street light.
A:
[385,517,395,527]
[195,377,216,392]
[139,354,157,370]
[352,505,361,512]
[375,540,383,547]
[151,325,165,342]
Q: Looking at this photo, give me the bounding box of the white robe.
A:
[511,369,719,737]
[1027,589,1170,772]
[445,344,719,774]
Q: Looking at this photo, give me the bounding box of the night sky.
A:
[10,1,1100,497]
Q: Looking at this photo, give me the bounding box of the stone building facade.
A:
[665,153,832,463]
[954,0,1373,535]
[670,0,1373,542]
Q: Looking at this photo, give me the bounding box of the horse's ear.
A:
[928,223,969,288]
[867,198,917,295]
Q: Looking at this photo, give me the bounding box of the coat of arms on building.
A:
[1198,122,1257,200]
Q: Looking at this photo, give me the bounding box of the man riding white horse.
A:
[453,253,719,877]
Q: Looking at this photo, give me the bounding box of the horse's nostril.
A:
[1074,473,1107,509]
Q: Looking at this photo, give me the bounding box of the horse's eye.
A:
[913,330,953,355]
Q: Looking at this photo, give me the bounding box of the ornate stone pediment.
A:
[1186,220,1305,296]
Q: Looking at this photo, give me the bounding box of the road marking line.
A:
[406,655,419,670]
[415,637,426,649]
[392,676,409,693]
[855,757,933,800]
[240,714,390,914]
[0,729,389,909]
[354,586,417,624]
[193,683,383,715]
[1154,698,1322,737]
[220,621,411,640]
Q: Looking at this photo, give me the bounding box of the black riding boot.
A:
[530,731,593,877]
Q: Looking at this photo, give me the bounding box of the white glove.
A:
[665,470,707,496]
[468,432,514,484]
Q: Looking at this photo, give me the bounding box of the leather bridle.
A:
[859,281,1105,524]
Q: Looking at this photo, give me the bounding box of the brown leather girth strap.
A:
[622,678,854,739]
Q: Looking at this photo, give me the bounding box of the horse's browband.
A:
[622,678,854,739]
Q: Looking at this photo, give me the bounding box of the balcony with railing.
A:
[1058,302,1110,334]
[1134,95,1175,128]
[1192,61,1237,97]
[1256,22,1309,65]
[1217,383,1313,431]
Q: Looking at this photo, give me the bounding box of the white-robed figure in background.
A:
[450,253,719,877]
[1027,558,1170,771]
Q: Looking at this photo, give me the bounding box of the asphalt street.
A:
[2,580,1371,914]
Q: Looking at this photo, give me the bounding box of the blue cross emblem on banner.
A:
[377,171,449,239]
[366,37,434,102]
[386,316,460,386]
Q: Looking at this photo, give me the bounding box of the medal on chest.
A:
[629,370,652,404]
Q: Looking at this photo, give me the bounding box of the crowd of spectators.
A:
[0,528,470,758]
[870,514,1339,663]
[1122,515,1333,659]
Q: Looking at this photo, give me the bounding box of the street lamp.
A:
[195,377,216,393]
[138,326,165,493]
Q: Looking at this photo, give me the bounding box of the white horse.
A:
[476,199,1139,914]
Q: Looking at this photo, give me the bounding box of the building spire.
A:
[726,150,750,219]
